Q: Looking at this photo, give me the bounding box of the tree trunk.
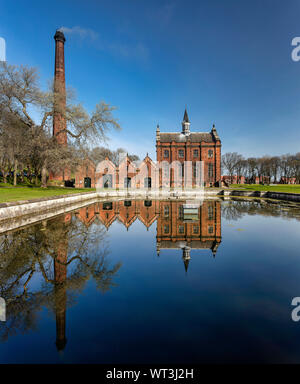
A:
[1,169,6,184]
[41,165,47,188]
[13,159,18,186]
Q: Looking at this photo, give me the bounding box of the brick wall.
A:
[156,140,221,187]
[75,159,96,188]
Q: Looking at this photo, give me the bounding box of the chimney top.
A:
[54,29,66,43]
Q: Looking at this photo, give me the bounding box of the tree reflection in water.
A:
[221,198,300,221]
[1,198,299,351]
[0,211,121,348]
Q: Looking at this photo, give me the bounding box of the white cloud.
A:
[59,26,98,41]
[58,25,149,62]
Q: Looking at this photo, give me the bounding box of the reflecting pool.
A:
[1,198,300,363]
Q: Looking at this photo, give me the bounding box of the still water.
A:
[1,198,300,363]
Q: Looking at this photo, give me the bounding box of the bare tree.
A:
[0,62,120,187]
[222,152,243,183]
[89,146,140,167]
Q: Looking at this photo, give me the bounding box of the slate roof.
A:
[159,132,215,143]
[159,240,217,249]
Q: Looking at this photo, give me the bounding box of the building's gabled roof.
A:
[95,157,116,173]
[137,154,157,170]
[118,155,137,172]
[138,213,158,229]
[159,132,216,143]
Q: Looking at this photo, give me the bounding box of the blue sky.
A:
[1,0,300,159]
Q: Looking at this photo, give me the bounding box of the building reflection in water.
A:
[0,199,221,353]
[75,199,222,272]
[156,200,221,271]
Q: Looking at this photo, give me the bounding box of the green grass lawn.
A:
[229,184,300,193]
[1,182,300,204]
[0,184,96,203]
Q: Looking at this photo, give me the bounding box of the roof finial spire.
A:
[156,123,160,141]
[182,107,190,135]
[183,107,189,123]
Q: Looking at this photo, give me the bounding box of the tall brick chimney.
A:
[53,29,67,146]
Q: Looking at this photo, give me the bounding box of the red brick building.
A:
[279,177,296,184]
[222,175,246,185]
[74,158,96,188]
[95,155,159,190]
[156,109,221,187]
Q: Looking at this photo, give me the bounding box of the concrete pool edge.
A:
[0,191,99,222]
[0,188,300,225]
